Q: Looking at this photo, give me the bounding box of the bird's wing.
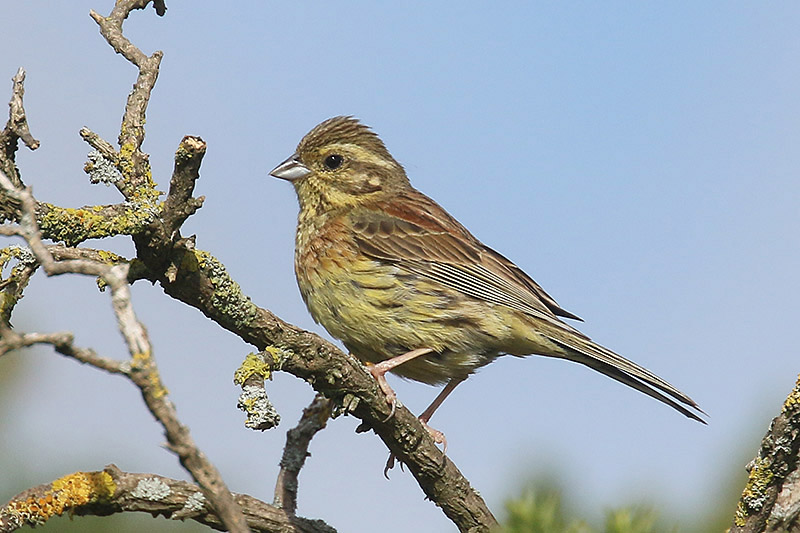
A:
[350,192,582,333]
[350,193,706,422]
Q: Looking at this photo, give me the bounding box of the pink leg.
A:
[417,377,465,453]
[419,377,465,423]
[383,377,466,477]
[368,348,433,420]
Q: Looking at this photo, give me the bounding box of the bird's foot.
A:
[367,348,433,421]
[367,362,399,421]
[420,419,448,454]
[383,416,448,478]
[383,453,400,478]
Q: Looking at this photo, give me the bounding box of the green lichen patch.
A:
[735,456,774,525]
[194,249,260,329]
[38,202,159,246]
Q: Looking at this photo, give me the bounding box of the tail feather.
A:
[545,335,706,424]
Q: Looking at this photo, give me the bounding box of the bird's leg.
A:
[368,347,433,420]
[417,377,465,453]
[419,376,465,424]
[383,376,466,477]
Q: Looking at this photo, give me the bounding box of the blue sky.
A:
[2,2,799,530]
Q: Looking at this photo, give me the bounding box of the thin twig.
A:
[162,135,206,239]
[0,244,37,325]
[0,67,39,219]
[80,127,119,164]
[274,395,332,514]
[4,69,39,152]
[0,173,104,277]
[89,1,163,198]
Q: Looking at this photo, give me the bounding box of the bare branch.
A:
[4,69,39,153]
[46,243,128,265]
[0,167,250,533]
[274,395,332,514]
[162,135,206,239]
[0,465,335,533]
[152,0,167,16]
[0,67,39,219]
[80,127,119,164]
[730,374,800,532]
[89,1,163,198]
[0,245,37,325]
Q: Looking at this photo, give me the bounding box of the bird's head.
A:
[270,116,409,213]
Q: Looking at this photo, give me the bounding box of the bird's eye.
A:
[323,154,344,170]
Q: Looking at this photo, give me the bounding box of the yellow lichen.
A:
[179,249,201,273]
[234,351,276,384]
[735,456,774,525]
[782,373,800,414]
[129,351,169,398]
[2,471,115,528]
[265,346,287,367]
[131,351,151,365]
[148,368,168,399]
[96,250,125,264]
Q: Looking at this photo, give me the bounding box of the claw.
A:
[383,400,397,422]
[383,454,396,479]
[367,363,399,421]
[421,420,447,454]
[383,417,447,478]
[367,353,462,477]
[367,348,433,420]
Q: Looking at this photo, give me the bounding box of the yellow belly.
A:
[296,251,536,385]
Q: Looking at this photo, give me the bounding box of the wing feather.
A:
[348,193,704,420]
[350,193,581,328]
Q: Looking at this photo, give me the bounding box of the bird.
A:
[269,116,705,445]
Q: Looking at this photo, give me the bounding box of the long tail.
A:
[544,333,706,424]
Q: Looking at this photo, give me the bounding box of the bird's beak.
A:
[270,154,311,182]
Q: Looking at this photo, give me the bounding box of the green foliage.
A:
[603,508,664,533]
[501,473,750,533]
[503,484,591,533]
[502,484,679,533]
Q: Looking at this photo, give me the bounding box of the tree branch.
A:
[0,168,251,533]
[0,68,39,220]
[730,374,800,532]
[89,1,163,200]
[3,68,39,155]
[163,135,206,240]
[0,466,335,533]
[274,395,332,515]
[235,351,282,431]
